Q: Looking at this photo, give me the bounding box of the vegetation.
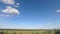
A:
[13,32,16,34]
[0,29,59,34]
[54,29,60,34]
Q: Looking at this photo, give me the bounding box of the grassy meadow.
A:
[0,29,55,34]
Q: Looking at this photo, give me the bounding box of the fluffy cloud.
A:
[0,0,15,5]
[0,0,20,17]
[0,0,20,7]
[2,6,20,15]
[56,9,60,12]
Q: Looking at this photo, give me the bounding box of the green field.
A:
[0,29,59,34]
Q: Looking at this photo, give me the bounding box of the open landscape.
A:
[0,29,60,34]
[0,0,60,34]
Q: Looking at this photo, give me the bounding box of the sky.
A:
[0,0,60,29]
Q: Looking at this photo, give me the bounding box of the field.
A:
[0,29,58,34]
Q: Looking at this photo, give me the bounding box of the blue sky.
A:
[0,0,60,29]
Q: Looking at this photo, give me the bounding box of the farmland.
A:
[0,29,55,34]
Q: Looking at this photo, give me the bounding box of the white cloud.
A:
[1,0,15,5]
[0,14,10,17]
[2,6,20,15]
[0,0,20,6]
[56,9,60,12]
[0,6,20,17]
[0,0,20,17]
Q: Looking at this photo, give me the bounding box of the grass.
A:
[0,29,58,34]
